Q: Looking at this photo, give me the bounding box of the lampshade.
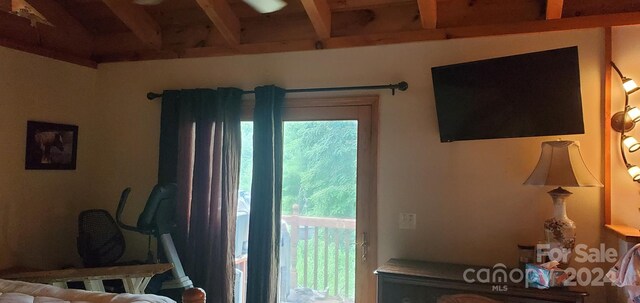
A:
[524,141,603,187]
[623,78,640,94]
[627,106,640,122]
[628,164,640,181]
[242,0,287,13]
[623,135,640,152]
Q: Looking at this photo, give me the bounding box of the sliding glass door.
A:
[235,97,378,303]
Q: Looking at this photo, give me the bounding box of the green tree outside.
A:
[239,120,358,300]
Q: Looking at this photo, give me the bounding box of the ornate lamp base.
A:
[543,187,576,252]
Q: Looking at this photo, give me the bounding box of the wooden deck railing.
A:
[281,204,356,300]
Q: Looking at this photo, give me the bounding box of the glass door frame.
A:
[240,96,379,303]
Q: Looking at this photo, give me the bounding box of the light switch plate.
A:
[399,213,416,230]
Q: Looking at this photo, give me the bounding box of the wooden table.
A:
[1,263,173,294]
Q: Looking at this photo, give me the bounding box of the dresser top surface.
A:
[375,258,588,297]
[376,258,480,280]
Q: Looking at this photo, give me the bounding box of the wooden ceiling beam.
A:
[241,12,318,43]
[0,10,95,67]
[417,0,437,29]
[437,0,541,28]
[0,36,97,68]
[332,4,421,37]
[443,9,633,38]
[229,0,412,17]
[94,24,217,54]
[94,32,147,54]
[563,0,639,18]
[102,0,162,49]
[0,0,9,12]
[301,0,332,39]
[26,0,93,42]
[546,0,564,20]
[195,0,241,46]
[94,11,640,64]
[0,10,92,56]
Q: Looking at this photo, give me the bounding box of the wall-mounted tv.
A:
[431,46,585,143]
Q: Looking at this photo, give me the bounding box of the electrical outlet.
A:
[399,213,416,230]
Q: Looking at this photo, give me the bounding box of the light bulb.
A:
[243,0,287,13]
[628,164,640,181]
[624,78,640,94]
[628,107,640,122]
[624,136,640,152]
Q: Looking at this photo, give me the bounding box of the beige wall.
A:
[609,25,640,303]
[94,29,605,300]
[0,27,608,301]
[0,47,97,270]
[610,25,640,228]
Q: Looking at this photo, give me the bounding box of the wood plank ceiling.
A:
[1,0,640,67]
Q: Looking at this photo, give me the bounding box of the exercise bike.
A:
[116,183,193,290]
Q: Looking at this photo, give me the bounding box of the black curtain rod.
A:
[146,81,409,100]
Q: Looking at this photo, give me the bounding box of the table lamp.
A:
[524,140,602,251]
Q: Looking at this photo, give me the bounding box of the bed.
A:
[0,278,205,303]
[1,264,175,294]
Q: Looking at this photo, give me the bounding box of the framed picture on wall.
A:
[25,121,78,170]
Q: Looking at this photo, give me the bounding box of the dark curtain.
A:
[158,88,243,303]
[246,85,285,303]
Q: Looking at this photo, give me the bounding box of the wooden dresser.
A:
[375,259,587,303]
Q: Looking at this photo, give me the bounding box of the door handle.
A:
[353,232,368,262]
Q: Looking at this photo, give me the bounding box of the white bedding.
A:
[0,279,176,303]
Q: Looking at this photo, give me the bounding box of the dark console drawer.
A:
[376,259,587,303]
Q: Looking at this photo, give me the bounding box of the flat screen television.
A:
[431,46,585,142]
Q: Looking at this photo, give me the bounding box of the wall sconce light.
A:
[627,106,640,123]
[623,77,640,94]
[611,62,640,182]
[623,135,640,152]
[627,163,640,181]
